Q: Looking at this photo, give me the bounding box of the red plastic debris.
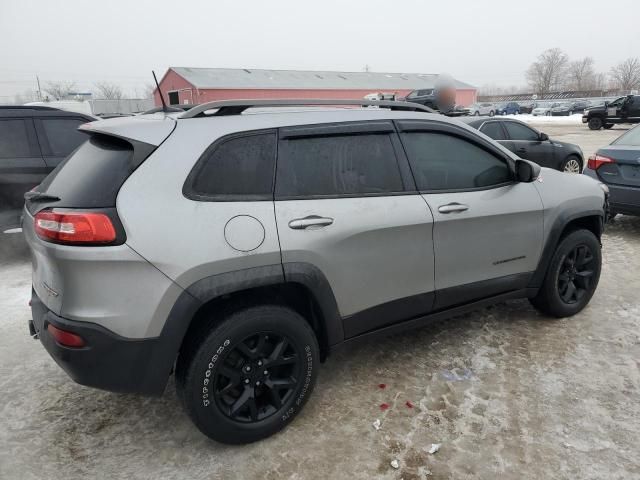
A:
[380,403,390,411]
[405,401,414,409]
[378,383,386,389]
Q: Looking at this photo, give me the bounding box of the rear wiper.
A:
[24,191,60,203]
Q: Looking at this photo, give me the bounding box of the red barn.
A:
[154,67,477,107]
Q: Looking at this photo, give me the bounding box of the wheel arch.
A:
[528,211,603,289]
[155,264,342,389]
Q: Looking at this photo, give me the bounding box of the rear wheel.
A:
[489,110,495,117]
[176,305,319,444]
[530,229,601,318]
[561,155,582,173]
[588,117,603,130]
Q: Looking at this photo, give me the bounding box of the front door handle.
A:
[438,203,469,214]
[288,215,334,230]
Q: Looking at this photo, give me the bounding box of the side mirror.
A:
[539,132,549,141]
[516,159,541,183]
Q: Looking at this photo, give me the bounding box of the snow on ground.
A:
[505,113,583,125]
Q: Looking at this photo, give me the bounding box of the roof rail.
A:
[179,99,435,119]
[0,105,61,111]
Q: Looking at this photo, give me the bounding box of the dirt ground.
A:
[1,122,639,480]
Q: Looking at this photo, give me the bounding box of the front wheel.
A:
[530,229,601,318]
[489,110,494,117]
[176,305,319,444]
[588,117,603,130]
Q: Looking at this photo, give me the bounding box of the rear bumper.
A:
[583,168,640,216]
[30,289,171,395]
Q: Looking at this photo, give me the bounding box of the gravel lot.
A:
[1,122,639,480]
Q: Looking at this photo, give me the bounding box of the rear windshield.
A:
[38,134,137,207]
[612,126,640,146]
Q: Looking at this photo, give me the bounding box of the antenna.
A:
[152,71,168,112]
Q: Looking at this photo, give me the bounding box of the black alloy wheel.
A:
[557,244,596,304]
[214,332,300,423]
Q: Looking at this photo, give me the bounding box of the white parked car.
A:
[468,102,496,116]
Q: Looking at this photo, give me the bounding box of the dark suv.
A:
[0,106,94,230]
[583,95,640,130]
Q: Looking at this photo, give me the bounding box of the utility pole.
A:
[36,75,43,101]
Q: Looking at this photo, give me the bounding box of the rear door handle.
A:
[438,203,469,214]
[288,215,334,230]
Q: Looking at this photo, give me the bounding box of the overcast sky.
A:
[1,0,638,99]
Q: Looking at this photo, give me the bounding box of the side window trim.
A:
[183,128,278,202]
[395,121,516,194]
[275,122,410,200]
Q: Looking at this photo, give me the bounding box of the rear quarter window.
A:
[185,132,277,201]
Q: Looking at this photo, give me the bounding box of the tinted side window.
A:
[40,118,88,156]
[401,132,512,191]
[503,122,539,141]
[0,119,31,158]
[480,122,507,140]
[276,134,403,198]
[189,132,276,200]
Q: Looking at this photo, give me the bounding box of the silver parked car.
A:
[468,102,496,116]
[24,99,607,444]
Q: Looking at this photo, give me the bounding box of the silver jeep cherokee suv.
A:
[24,99,607,444]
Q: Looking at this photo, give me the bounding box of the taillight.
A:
[587,154,615,170]
[47,324,86,348]
[34,210,116,245]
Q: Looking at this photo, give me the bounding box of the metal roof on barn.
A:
[170,67,475,91]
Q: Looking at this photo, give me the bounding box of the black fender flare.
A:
[528,209,603,289]
[150,263,343,394]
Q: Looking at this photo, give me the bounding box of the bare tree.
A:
[610,58,640,91]
[525,48,569,97]
[134,83,155,99]
[94,81,124,100]
[43,81,76,100]
[567,57,595,90]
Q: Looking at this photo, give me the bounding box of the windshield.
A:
[609,97,626,107]
[612,125,640,146]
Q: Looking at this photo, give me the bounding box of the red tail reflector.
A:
[587,154,615,170]
[34,210,116,245]
[47,324,86,348]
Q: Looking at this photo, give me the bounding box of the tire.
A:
[474,111,479,116]
[604,124,614,129]
[545,111,551,116]
[529,229,601,318]
[176,305,320,444]
[489,110,495,117]
[560,155,582,173]
[588,117,603,130]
